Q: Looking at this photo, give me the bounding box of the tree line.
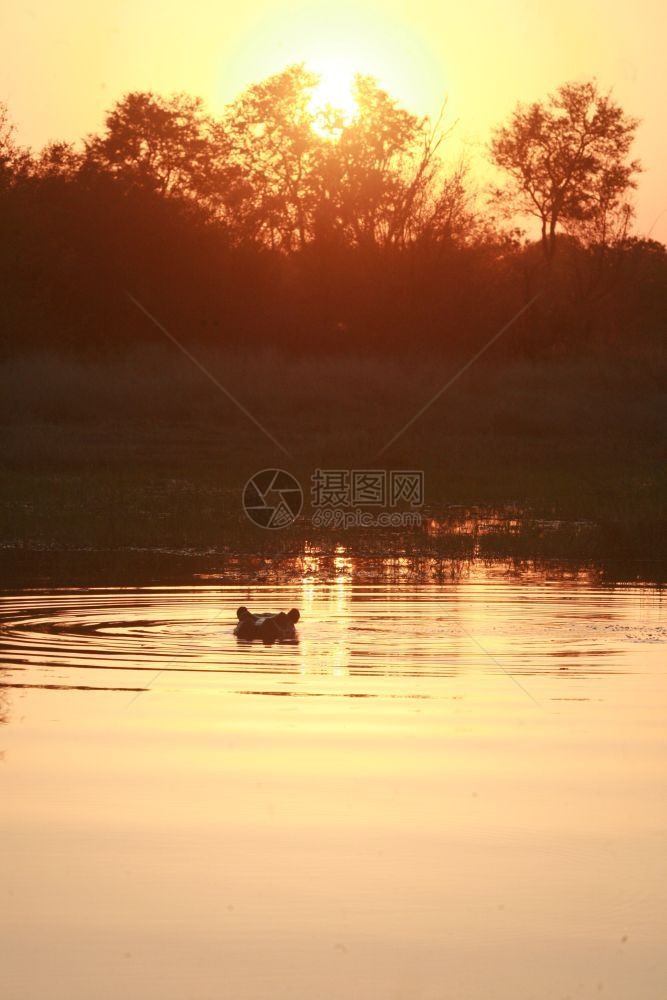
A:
[1,66,664,357]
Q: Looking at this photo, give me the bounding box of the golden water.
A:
[1,561,666,999]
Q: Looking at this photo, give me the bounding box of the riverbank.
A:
[2,347,665,569]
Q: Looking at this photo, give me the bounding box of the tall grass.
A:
[1,345,665,557]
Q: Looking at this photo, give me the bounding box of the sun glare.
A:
[308,57,358,136]
[218,3,438,139]
[311,58,357,116]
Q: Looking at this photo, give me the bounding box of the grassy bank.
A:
[1,346,665,566]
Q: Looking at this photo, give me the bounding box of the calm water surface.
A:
[1,559,666,1000]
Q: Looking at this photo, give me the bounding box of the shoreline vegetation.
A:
[1,70,664,581]
[2,349,664,582]
[1,71,664,362]
[2,542,665,589]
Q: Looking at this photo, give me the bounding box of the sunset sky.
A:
[2,0,665,240]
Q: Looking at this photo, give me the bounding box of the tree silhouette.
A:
[313,76,456,250]
[0,71,664,360]
[224,64,322,250]
[85,92,217,201]
[222,68,460,252]
[0,103,30,190]
[490,81,640,261]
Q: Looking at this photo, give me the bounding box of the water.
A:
[1,559,666,1000]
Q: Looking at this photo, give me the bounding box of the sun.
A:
[311,56,357,117]
[308,56,358,135]
[218,1,442,140]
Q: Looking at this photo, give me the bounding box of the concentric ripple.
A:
[1,572,664,701]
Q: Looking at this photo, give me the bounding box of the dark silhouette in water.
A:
[235,606,300,644]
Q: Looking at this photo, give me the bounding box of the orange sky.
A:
[1,0,665,240]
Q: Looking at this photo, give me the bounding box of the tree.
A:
[224,64,322,250]
[85,92,217,201]
[32,141,83,179]
[490,81,640,261]
[316,76,450,250]
[0,102,30,190]
[222,68,466,253]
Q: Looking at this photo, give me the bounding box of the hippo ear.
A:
[287,608,300,624]
[237,606,251,621]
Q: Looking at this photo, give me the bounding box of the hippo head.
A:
[235,607,300,644]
